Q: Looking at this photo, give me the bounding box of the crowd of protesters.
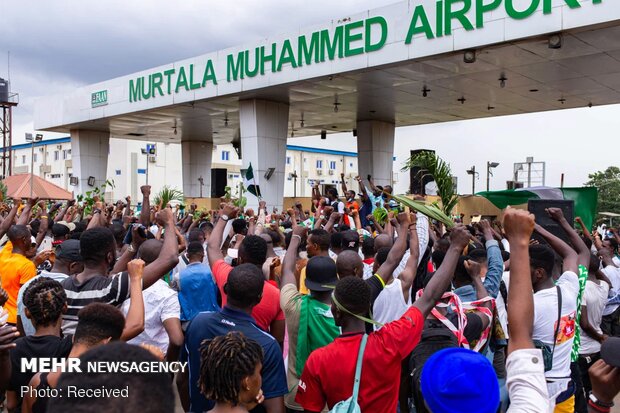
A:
[0,176,619,413]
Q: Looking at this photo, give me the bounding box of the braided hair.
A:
[23,277,67,328]
[199,332,263,405]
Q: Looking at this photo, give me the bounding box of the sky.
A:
[1,0,618,195]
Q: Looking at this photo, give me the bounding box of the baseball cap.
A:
[304,256,338,292]
[56,239,82,262]
[601,337,620,368]
[57,221,76,232]
[421,348,500,413]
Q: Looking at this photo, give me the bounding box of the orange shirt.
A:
[0,242,37,324]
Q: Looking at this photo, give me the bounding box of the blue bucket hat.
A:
[420,347,499,413]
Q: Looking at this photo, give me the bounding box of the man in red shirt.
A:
[208,204,285,347]
[296,225,471,413]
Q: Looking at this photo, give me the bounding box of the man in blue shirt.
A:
[181,263,287,413]
[177,242,219,325]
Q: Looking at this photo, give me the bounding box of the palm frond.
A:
[390,194,455,228]
[153,186,184,207]
[401,151,459,216]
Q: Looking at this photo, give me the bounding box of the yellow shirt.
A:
[0,242,37,324]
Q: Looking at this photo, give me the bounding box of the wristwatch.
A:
[220,214,230,222]
[589,392,615,408]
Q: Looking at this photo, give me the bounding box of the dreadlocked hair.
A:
[23,277,67,327]
[199,332,263,405]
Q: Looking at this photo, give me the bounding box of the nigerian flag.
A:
[243,163,262,199]
[477,186,598,229]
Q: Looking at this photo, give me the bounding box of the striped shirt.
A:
[60,272,131,335]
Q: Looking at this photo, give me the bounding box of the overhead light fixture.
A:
[529,89,539,93]
[463,50,476,64]
[487,105,495,111]
[224,111,229,127]
[588,102,593,108]
[300,112,305,128]
[352,129,357,137]
[558,97,566,104]
[422,85,430,97]
[264,167,275,180]
[548,34,562,49]
[321,130,327,140]
[458,96,466,104]
[87,176,96,187]
[333,102,340,113]
[499,73,507,88]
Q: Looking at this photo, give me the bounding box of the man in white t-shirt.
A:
[122,239,184,359]
[577,254,611,402]
[531,208,591,408]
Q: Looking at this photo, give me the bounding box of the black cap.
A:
[601,337,620,368]
[305,256,338,292]
[56,239,82,262]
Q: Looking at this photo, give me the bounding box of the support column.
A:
[356,120,395,187]
[182,141,212,198]
[239,99,289,211]
[70,130,110,195]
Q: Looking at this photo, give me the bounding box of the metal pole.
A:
[527,161,532,187]
[146,154,149,185]
[30,140,34,198]
[293,170,297,198]
[486,162,490,192]
[471,166,476,195]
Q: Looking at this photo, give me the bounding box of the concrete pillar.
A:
[356,120,395,187]
[239,99,289,211]
[70,130,110,195]
[182,141,212,198]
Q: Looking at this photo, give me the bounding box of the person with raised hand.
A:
[503,208,552,412]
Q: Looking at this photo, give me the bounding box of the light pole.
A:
[198,176,204,198]
[140,144,156,186]
[25,133,43,198]
[466,166,479,195]
[486,161,499,191]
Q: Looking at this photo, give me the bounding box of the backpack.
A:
[329,334,368,413]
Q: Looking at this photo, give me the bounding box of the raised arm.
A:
[282,225,306,288]
[0,199,20,239]
[503,208,536,354]
[121,259,145,341]
[16,198,37,226]
[141,208,179,289]
[399,214,420,302]
[534,222,579,274]
[207,204,239,267]
[340,173,348,195]
[139,185,151,227]
[546,208,590,268]
[575,216,593,242]
[479,219,503,298]
[414,226,470,317]
[376,212,410,285]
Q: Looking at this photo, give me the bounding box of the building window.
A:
[115,170,122,176]
[349,162,353,167]
[221,151,230,161]
[67,149,71,155]
[316,160,323,169]
[50,174,61,179]
[62,150,68,160]
[33,153,37,163]
[329,161,336,170]
[54,151,59,161]
[286,156,291,165]
[21,155,26,164]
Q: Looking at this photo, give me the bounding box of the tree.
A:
[401,151,459,216]
[584,166,620,217]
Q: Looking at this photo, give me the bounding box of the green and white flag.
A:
[476,186,598,229]
[243,163,262,199]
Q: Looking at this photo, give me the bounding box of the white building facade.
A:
[1,137,388,201]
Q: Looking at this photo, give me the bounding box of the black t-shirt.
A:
[8,335,73,403]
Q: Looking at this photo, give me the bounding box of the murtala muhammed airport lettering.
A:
[128,0,602,103]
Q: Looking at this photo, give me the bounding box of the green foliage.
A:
[79,179,115,215]
[402,151,459,216]
[373,206,388,226]
[390,193,455,228]
[585,166,620,217]
[0,181,7,202]
[224,184,247,208]
[153,186,184,207]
